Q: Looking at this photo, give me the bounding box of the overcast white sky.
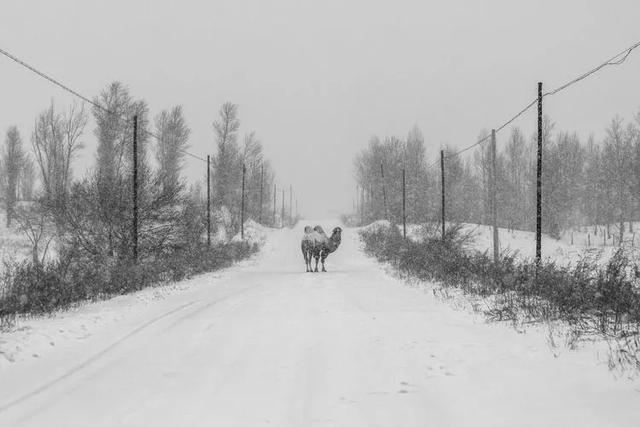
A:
[1,0,639,217]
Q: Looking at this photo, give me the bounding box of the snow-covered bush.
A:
[360,224,640,371]
[0,240,259,327]
[213,206,234,242]
[231,219,266,246]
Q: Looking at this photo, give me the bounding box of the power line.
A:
[433,38,640,168]
[0,45,208,163]
[544,40,640,97]
[0,46,112,115]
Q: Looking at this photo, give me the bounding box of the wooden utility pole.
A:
[241,163,246,239]
[281,188,285,228]
[207,155,211,246]
[259,164,264,224]
[381,163,388,220]
[491,129,499,263]
[402,169,406,238]
[369,185,374,219]
[440,149,445,241]
[132,115,138,262]
[536,82,543,264]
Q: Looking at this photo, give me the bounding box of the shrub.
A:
[360,224,640,370]
[0,240,258,326]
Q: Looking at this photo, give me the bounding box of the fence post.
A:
[536,82,543,265]
[491,129,499,263]
[207,154,211,246]
[402,169,406,238]
[241,163,246,239]
[132,115,138,262]
[440,149,445,241]
[259,164,264,224]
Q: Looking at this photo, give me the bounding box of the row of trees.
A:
[354,108,640,242]
[211,102,276,231]
[0,82,276,264]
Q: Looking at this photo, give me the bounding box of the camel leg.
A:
[321,253,328,272]
[313,253,319,272]
[301,248,309,272]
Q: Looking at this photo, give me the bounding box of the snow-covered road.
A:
[1,221,639,426]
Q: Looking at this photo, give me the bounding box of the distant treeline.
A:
[354,110,640,241]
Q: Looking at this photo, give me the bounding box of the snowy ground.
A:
[1,221,639,426]
[399,221,634,266]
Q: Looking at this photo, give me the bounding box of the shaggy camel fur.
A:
[301,225,342,272]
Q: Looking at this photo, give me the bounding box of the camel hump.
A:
[304,225,313,234]
[313,225,325,235]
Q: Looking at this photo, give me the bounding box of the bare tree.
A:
[31,101,87,227]
[155,105,190,193]
[1,126,25,226]
[14,204,54,265]
[603,117,634,244]
[91,82,151,257]
[212,102,241,209]
[504,127,527,230]
[240,132,275,221]
[19,155,36,201]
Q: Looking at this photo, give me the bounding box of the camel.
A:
[301,225,342,272]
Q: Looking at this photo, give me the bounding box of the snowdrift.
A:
[231,220,267,246]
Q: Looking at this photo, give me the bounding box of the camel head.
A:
[329,227,342,250]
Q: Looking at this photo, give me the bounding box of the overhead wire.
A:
[3,38,640,169]
[543,40,640,97]
[0,46,208,163]
[430,38,640,169]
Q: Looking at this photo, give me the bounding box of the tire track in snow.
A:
[0,299,198,413]
[161,282,263,332]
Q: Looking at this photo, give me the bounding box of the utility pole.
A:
[360,185,364,225]
[381,163,388,220]
[241,163,246,239]
[370,185,374,219]
[491,129,499,263]
[289,184,293,225]
[536,82,543,265]
[424,170,429,225]
[207,155,211,246]
[281,188,285,228]
[132,115,138,262]
[273,184,276,226]
[440,149,445,241]
[259,164,264,224]
[402,169,406,238]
